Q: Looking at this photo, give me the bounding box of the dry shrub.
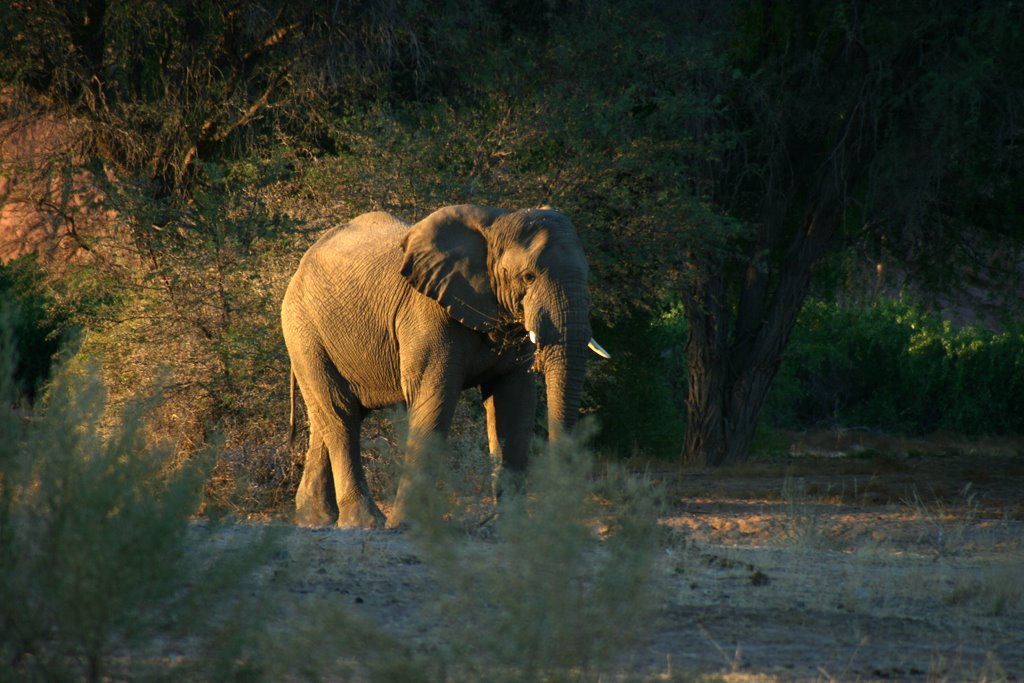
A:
[780,476,836,551]
[0,320,280,681]
[945,559,1024,616]
[402,421,664,681]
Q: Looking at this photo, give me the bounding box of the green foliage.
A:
[0,255,69,399]
[767,299,1024,435]
[595,296,1024,454]
[587,307,688,458]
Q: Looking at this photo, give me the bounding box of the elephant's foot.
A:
[336,496,386,529]
[384,515,411,531]
[492,466,527,501]
[295,496,339,527]
[387,480,414,530]
[295,465,339,527]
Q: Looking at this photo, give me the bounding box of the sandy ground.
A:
[206,452,1023,682]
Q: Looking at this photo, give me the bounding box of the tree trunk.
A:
[681,192,841,467]
[682,326,787,467]
[680,256,729,466]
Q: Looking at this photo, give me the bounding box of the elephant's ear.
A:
[400,205,505,332]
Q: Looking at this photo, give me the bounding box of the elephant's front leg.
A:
[482,370,537,500]
[387,384,462,529]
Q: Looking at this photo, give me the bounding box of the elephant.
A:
[281,204,609,528]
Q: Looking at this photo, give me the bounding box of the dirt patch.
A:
[648,513,1023,681]
[197,452,1023,681]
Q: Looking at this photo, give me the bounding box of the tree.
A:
[678,1,1024,465]
[0,0,463,440]
[3,0,1020,471]
[1,0,436,196]
[482,0,1022,465]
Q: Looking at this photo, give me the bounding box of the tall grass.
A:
[780,476,834,551]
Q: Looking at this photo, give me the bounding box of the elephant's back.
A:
[311,211,409,258]
[298,212,409,288]
[290,211,411,312]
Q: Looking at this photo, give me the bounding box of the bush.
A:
[766,299,1024,435]
[63,157,302,511]
[403,423,663,681]
[0,315,276,681]
[587,306,688,458]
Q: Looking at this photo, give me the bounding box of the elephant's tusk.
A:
[588,338,611,359]
[529,330,538,344]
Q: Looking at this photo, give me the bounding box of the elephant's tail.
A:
[288,368,297,447]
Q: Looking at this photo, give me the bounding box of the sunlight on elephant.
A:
[281,205,610,528]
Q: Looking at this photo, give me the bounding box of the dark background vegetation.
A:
[2,0,1022,476]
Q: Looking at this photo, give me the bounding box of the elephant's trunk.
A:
[542,340,588,440]
[537,281,590,439]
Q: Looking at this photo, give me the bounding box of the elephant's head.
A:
[400,204,609,438]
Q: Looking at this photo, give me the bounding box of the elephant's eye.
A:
[521,271,536,284]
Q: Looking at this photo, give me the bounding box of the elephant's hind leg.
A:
[295,425,338,527]
[293,353,386,529]
[321,403,385,529]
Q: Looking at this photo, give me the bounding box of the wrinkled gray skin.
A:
[281,205,597,528]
